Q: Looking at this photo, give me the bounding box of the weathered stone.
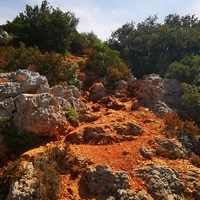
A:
[140,147,154,159]
[18,70,49,93]
[178,134,200,156]
[135,164,185,200]
[132,74,195,119]
[50,85,64,97]
[0,82,21,98]
[0,30,11,45]
[90,82,106,93]
[114,122,143,136]
[155,137,188,159]
[66,85,81,99]
[13,93,69,137]
[117,189,153,200]
[0,97,15,117]
[7,161,39,200]
[82,165,130,198]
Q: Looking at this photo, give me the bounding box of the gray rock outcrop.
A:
[82,165,130,198]
[0,30,11,45]
[7,161,39,200]
[135,164,185,200]
[178,134,200,156]
[13,93,69,136]
[155,137,188,159]
[132,74,194,118]
[0,69,85,137]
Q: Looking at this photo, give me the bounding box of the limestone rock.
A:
[0,82,21,98]
[155,137,188,159]
[16,69,49,93]
[132,74,194,118]
[89,82,107,102]
[0,69,86,136]
[117,189,153,200]
[0,30,11,45]
[0,97,15,117]
[140,147,154,159]
[7,161,39,200]
[183,168,200,199]
[90,82,106,93]
[82,165,130,198]
[114,122,143,136]
[135,164,185,200]
[13,93,69,137]
[178,134,200,156]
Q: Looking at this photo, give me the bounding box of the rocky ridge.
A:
[0,70,200,200]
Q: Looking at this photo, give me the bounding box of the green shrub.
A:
[38,162,61,200]
[0,117,41,155]
[65,63,82,89]
[5,43,40,71]
[64,105,79,122]
[181,83,200,123]
[106,57,132,84]
[1,43,81,87]
[85,42,120,77]
[37,145,70,200]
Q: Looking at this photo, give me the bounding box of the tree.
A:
[1,1,79,54]
[166,56,200,85]
[107,14,200,78]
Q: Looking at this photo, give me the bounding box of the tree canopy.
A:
[1,1,79,54]
[107,14,200,78]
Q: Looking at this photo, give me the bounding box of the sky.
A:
[0,0,200,41]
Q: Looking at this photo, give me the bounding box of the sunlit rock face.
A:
[0,69,86,137]
[132,74,195,119]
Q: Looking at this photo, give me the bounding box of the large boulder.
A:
[13,93,69,137]
[132,74,194,118]
[89,82,107,102]
[81,165,130,198]
[135,164,185,200]
[155,137,188,159]
[0,69,86,137]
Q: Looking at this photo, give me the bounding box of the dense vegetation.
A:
[1,1,78,54]
[107,14,200,78]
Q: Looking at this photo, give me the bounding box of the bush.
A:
[0,117,41,155]
[0,43,81,87]
[0,46,12,71]
[85,42,120,77]
[163,112,199,138]
[37,145,70,199]
[64,105,79,122]
[5,43,41,71]
[181,83,200,124]
[106,57,132,84]
[38,162,61,200]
